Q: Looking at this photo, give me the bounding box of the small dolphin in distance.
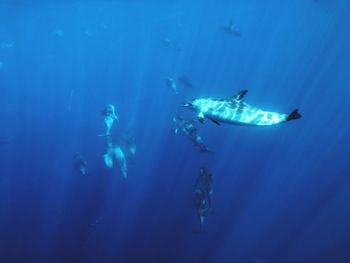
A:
[221,19,242,37]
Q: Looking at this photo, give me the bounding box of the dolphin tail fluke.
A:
[287,109,302,122]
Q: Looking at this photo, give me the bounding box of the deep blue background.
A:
[1,0,350,262]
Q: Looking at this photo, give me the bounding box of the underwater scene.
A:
[0,0,350,262]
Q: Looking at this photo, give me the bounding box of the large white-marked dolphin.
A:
[184,90,301,126]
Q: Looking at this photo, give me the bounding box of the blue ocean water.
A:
[1,0,350,262]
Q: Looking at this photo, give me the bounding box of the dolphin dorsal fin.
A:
[232,90,248,101]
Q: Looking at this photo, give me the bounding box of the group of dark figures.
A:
[170,73,214,228]
[71,19,241,229]
[162,18,242,55]
[1,18,243,230]
[70,104,213,228]
[162,19,243,227]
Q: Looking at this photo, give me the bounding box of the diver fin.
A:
[200,215,205,226]
[232,89,248,100]
[287,109,302,122]
[210,119,221,125]
[103,153,113,168]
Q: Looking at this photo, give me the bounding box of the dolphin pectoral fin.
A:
[232,89,248,100]
[210,119,221,125]
[198,112,205,123]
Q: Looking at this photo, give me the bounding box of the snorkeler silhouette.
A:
[100,104,127,179]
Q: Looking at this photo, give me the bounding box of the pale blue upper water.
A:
[1,1,350,263]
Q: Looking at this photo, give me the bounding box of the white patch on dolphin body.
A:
[192,97,287,126]
[186,91,301,127]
